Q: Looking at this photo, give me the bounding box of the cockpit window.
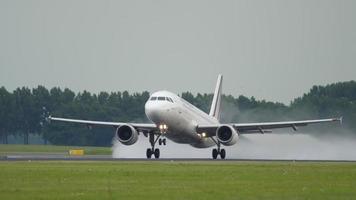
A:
[166,97,174,103]
[157,97,165,101]
[152,96,174,102]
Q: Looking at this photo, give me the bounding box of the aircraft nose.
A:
[145,100,172,123]
[145,101,160,122]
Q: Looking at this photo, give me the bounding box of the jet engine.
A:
[216,125,239,146]
[116,124,138,145]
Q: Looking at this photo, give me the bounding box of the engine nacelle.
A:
[216,125,239,146]
[116,124,138,145]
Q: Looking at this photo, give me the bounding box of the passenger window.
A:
[150,97,157,101]
[157,97,165,101]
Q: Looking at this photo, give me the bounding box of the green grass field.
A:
[0,161,355,200]
[0,144,111,155]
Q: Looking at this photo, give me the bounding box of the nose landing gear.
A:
[158,138,166,146]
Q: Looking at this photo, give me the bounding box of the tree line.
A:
[0,81,355,146]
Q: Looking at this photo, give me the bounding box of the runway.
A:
[1,154,356,162]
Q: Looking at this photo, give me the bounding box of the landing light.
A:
[159,124,168,133]
[202,132,207,137]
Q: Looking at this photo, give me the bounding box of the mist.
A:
[112,132,356,160]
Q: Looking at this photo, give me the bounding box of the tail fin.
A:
[209,74,223,121]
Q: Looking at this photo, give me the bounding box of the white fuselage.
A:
[144,91,217,148]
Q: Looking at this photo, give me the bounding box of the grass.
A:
[0,144,111,155]
[0,161,355,200]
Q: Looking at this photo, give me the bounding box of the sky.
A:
[0,0,355,104]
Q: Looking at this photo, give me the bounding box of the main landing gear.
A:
[146,133,166,159]
[158,138,166,146]
[212,140,226,159]
[146,148,160,159]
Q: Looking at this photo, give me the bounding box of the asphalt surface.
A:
[1,154,356,162]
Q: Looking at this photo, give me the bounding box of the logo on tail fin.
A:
[209,74,223,121]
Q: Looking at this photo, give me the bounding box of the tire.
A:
[158,139,162,145]
[146,148,152,159]
[163,139,166,145]
[212,149,218,159]
[154,148,160,159]
[220,149,226,159]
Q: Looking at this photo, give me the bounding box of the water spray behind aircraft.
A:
[112,132,356,160]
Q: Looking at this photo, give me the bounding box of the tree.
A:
[0,80,355,146]
[32,86,51,144]
[0,87,15,144]
[13,87,37,144]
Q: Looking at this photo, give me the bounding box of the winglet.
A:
[46,115,52,123]
[209,74,223,121]
[332,116,343,125]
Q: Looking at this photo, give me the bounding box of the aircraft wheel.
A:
[212,149,218,159]
[163,139,166,145]
[158,139,162,145]
[154,148,160,159]
[146,148,152,159]
[220,149,226,159]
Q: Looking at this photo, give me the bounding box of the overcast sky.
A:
[0,0,355,104]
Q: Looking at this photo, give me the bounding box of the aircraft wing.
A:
[197,117,342,135]
[48,116,157,132]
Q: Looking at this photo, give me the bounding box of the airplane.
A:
[49,75,342,159]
